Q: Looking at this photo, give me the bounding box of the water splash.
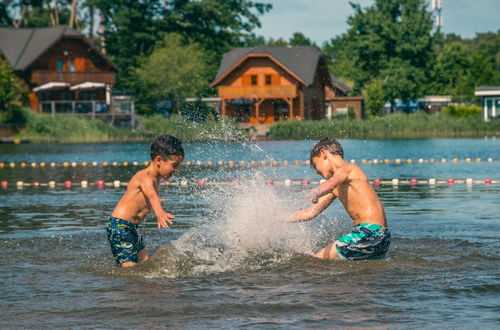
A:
[139,171,329,278]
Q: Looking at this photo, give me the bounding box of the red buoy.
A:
[97,180,104,188]
[447,178,455,184]
[197,179,205,186]
[64,181,72,188]
[410,178,418,184]
[267,179,274,185]
[301,179,309,185]
[373,179,381,186]
[484,178,492,184]
[1,181,8,188]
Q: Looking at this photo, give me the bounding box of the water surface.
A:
[1,139,499,328]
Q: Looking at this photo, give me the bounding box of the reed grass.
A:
[14,110,247,143]
[267,112,500,140]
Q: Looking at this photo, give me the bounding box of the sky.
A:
[254,0,500,45]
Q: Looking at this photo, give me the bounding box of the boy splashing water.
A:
[106,135,184,267]
[293,138,391,260]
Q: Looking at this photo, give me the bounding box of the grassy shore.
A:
[268,112,500,140]
[12,110,246,143]
[8,109,500,143]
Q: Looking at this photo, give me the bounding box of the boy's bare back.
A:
[327,163,387,227]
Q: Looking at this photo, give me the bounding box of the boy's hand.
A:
[310,187,321,204]
[157,211,175,228]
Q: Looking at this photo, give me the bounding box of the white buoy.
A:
[392,178,399,185]
[284,179,292,186]
[429,178,436,185]
[113,180,120,188]
[81,180,88,188]
[48,181,56,188]
[466,178,473,185]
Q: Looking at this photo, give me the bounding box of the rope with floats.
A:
[1,177,497,189]
[0,157,498,169]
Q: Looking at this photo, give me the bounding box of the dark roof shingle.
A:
[213,46,322,86]
[0,26,117,71]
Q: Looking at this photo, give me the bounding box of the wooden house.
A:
[324,74,363,119]
[0,26,134,126]
[475,86,500,121]
[211,46,337,124]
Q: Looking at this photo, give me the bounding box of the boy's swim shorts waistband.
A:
[107,216,139,228]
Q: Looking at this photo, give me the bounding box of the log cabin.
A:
[210,46,363,124]
[0,26,134,126]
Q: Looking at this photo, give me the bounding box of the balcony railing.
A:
[38,100,135,128]
[31,71,116,85]
[218,85,296,98]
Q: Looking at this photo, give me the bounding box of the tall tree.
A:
[323,0,435,109]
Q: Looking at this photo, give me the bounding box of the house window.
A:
[56,59,64,72]
[251,75,257,86]
[265,75,272,85]
[69,60,75,72]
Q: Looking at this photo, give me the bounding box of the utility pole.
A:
[431,0,443,32]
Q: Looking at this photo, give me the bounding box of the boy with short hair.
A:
[106,135,184,267]
[293,138,391,260]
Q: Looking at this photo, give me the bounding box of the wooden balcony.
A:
[218,85,296,98]
[31,70,116,85]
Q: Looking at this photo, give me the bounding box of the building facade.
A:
[475,86,500,121]
[0,26,134,126]
[211,46,360,124]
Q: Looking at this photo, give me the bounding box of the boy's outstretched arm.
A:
[311,169,348,203]
[291,193,335,222]
[141,178,175,228]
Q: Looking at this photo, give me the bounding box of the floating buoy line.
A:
[1,178,497,190]
[0,157,498,169]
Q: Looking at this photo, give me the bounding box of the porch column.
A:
[51,101,55,118]
[255,98,264,122]
[221,98,226,116]
[285,97,293,119]
[299,91,304,119]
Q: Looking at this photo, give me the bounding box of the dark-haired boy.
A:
[106,135,184,267]
[293,138,391,260]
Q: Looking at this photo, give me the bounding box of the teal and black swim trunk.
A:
[335,223,391,260]
[106,216,145,265]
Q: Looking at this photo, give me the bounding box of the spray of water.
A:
[135,135,342,278]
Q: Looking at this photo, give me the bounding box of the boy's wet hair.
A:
[151,135,184,160]
[310,138,344,167]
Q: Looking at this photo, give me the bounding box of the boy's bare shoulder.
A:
[128,168,156,186]
[344,163,368,179]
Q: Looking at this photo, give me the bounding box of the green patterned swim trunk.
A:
[106,216,145,265]
[335,223,391,260]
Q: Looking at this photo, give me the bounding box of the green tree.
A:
[0,61,21,109]
[363,78,385,117]
[289,32,317,48]
[323,0,435,106]
[433,42,471,97]
[133,33,209,115]
[89,0,271,92]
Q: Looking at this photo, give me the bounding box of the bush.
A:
[179,101,215,123]
[17,113,138,142]
[441,105,481,117]
[140,114,247,141]
[267,112,500,139]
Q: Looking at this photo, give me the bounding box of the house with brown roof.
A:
[210,46,363,124]
[0,26,134,126]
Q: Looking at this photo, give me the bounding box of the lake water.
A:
[1,139,499,328]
